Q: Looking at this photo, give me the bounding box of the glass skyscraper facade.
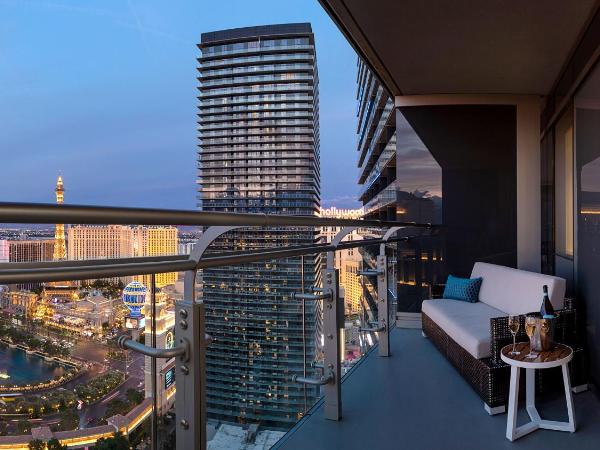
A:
[198,23,320,429]
[355,60,397,323]
[356,59,444,326]
[356,59,397,222]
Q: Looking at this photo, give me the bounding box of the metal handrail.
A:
[118,335,189,360]
[292,291,331,301]
[0,254,188,269]
[0,201,441,450]
[359,322,386,333]
[358,269,383,276]
[0,202,435,228]
[117,334,213,361]
[0,234,425,284]
[0,259,196,284]
[292,370,334,386]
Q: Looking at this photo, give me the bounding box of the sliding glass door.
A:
[575,65,600,386]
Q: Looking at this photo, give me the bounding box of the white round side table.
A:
[501,342,575,441]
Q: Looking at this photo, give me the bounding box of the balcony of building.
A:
[276,327,600,450]
[4,2,600,450]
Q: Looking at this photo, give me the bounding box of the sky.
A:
[0,0,361,210]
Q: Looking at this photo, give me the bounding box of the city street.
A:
[0,326,146,432]
[79,355,145,427]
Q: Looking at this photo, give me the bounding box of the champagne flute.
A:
[508,315,520,355]
[525,316,537,358]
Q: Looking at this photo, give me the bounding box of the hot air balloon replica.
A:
[122,281,147,332]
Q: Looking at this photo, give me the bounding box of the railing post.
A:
[174,225,241,450]
[323,256,342,420]
[377,254,390,357]
[378,226,403,357]
[176,269,206,450]
[150,274,158,450]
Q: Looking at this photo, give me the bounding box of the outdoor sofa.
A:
[422,262,586,414]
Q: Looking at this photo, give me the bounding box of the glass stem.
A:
[512,334,516,353]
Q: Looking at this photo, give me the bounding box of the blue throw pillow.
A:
[443,275,482,303]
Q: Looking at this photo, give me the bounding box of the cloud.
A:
[321,195,362,209]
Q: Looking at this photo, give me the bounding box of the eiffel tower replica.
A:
[43,175,78,301]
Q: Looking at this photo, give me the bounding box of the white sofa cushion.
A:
[471,262,566,316]
[422,299,506,359]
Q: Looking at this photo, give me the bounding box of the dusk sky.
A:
[0,0,360,210]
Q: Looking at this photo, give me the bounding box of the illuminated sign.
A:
[166,331,174,349]
[164,367,175,390]
[125,316,146,330]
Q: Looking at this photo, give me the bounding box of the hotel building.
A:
[6,239,54,290]
[67,225,178,287]
[133,226,179,287]
[8,239,54,263]
[355,60,444,327]
[198,23,320,429]
[318,207,363,314]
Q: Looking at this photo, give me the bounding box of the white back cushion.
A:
[470,262,566,315]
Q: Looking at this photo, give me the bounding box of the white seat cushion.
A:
[471,262,566,315]
[422,299,506,359]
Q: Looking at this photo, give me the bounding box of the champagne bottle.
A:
[540,285,555,319]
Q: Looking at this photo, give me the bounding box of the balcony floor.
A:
[276,328,600,450]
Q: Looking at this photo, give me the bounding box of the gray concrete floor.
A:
[276,328,600,450]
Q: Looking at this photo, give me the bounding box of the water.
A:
[0,345,66,386]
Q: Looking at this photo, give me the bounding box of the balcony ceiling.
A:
[319,0,598,96]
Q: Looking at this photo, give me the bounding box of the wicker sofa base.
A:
[422,312,586,410]
[422,312,509,408]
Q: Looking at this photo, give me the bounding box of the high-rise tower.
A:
[198,23,320,429]
[53,175,67,261]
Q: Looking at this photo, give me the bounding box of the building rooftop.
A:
[201,23,313,45]
[208,423,285,450]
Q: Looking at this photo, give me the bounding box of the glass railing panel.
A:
[201,63,313,79]
[202,44,313,59]
[200,237,322,449]
[200,121,314,132]
[199,111,313,123]
[201,73,314,87]
[363,180,398,216]
[200,53,314,70]
[0,220,203,449]
[0,217,437,449]
[359,134,397,196]
[0,273,172,448]
[200,84,314,98]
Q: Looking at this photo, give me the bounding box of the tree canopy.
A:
[28,440,45,450]
[47,438,68,450]
[92,433,129,450]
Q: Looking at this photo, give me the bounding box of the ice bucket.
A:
[530,316,556,352]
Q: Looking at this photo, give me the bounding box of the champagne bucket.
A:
[531,317,556,352]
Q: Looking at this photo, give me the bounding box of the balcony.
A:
[0,203,428,449]
[200,45,314,60]
[199,53,314,71]
[5,4,600,449]
[1,203,598,450]
[363,180,398,216]
[276,327,600,450]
